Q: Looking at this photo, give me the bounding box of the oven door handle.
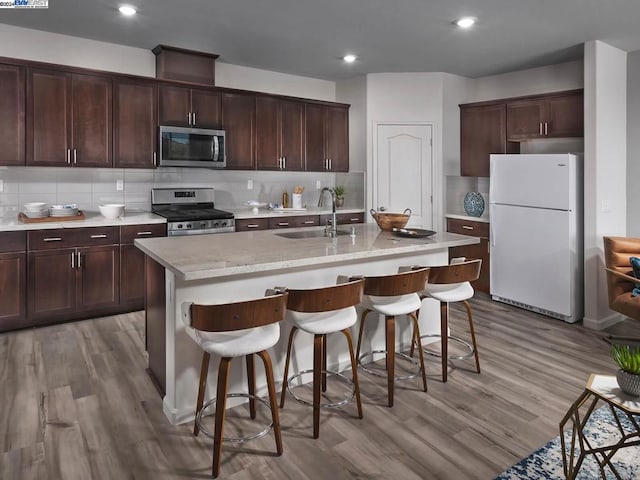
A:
[213,136,219,161]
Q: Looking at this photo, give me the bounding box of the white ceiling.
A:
[2,0,640,81]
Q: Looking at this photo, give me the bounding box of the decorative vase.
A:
[616,369,640,396]
[463,192,485,217]
[335,197,344,208]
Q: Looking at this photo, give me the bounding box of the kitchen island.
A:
[135,223,478,424]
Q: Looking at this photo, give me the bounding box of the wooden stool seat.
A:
[355,267,430,407]
[182,292,288,478]
[279,279,364,439]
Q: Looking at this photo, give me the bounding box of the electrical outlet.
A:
[116,179,124,191]
[601,200,612,213]
[247,179,253,190]
[316,180,321,190]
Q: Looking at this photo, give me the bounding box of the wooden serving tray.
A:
[18,211,85,223]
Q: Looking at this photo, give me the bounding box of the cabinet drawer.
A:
[120,224,166,244]
[269,215,320,229]
[0,231,26,253]
[447,218,489,238]
[29,226,120,250]
[235,218,269,232]
[321,212,365,225]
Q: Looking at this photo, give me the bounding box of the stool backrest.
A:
[363,267,430,296]
[286,279,364,313]
[428,259,481,285]
[189,293,288,332]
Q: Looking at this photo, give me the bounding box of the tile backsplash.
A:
[445,175,490,219]
[0,167,365,217]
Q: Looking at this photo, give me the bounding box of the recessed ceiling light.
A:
[455,17,476,28]
[343,54,357,63]
[119,5,137,16]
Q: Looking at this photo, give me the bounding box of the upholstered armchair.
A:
[603,236,640,321]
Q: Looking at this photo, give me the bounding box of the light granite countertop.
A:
[445,213,490,223]
[135,223,478,281]
[229,206,365,220]
[0,211,166,232]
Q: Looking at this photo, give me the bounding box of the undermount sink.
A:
[276,229,351,239]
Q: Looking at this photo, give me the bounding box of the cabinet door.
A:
[305,103,327,171]
[119,244,145,309]
[460,104,506,177]
[0,252,26,332]
[222,93,256,170]
[27,69,71,166]
[159,85,191,127]
[506,99,545,140]
[327,106,349,172]
[71,74,112,167]
[191,89,221,128]
[255,96,281,170]
[114,80,157,168]
[547,93,583,137]
[280,100,305,171]
[76,245,119,312]
[28,249,76,322]
[449,239,490,294]
[0,64,25,166]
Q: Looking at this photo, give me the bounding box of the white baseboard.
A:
[582,312,623,330]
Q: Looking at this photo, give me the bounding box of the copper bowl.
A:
[369,208,411,231]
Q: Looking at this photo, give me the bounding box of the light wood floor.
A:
[1,295,639,480]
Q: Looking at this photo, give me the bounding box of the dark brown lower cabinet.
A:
[0,252,26,331]
[76,245,120,312]
[447,218,490,294]
[27,248,76,323]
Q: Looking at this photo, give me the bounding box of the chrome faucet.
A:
[318,187,337,237]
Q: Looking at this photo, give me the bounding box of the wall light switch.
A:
[247,179,253,190]
[316,180,321,190]
[116,179,124,191]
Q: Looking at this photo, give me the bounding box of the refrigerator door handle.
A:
[490,205,496,247]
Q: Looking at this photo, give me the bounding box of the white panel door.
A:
[376,124,433,228]
[490,204,573,316]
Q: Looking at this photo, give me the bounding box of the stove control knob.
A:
[177,224,183,229]
[200,222,207,228]
[213,221,220,228]
[186,223,192,229]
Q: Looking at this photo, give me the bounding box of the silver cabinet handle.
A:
[136,231,153,236]
[544,122,548,135]
[278,222,289,226]
[153,152,157,166]
[192,112,196,126]
[303,220,315,224]
[283,156,286,169]
[539,122,543,136]
[247,224,260,228]
[462,225,474,230]
[277,157,281,169]
[350,217,359,222]
[73,149,77,165]
[188,112,192,125]
[90,234,108,239]
[66,149,71,164]
[329,158,332,170]
[44,237,62,242]
[77,251,82,268]
[71,252,75,269]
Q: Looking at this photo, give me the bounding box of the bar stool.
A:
[182,292,288,478]
[279,279,364,439]
[355,267,430,407]
[413,258,482,383]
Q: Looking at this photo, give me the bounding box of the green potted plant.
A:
[332,185,345,208]
[611,343,640,396]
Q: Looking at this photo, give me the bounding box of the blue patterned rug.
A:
[495,406,640,479]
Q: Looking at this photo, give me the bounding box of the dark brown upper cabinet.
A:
[222,92,256,170]
[114,79,158,168]
[158,85,221,129]
[460,103,507,177]
[0,64,25,166]
[507,90,583,140]
[27,69,112,167]
[305,103,349,172]
[256,96,304,171]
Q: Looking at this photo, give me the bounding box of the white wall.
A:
[472,59,584,102]
[442,73,474,176]
[627,51,640,236]
[583,40,628,329]
[336,75,367,173]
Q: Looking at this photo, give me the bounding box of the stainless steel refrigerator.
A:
[489,153,583,323]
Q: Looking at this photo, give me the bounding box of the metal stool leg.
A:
[313,334,324,438]
[440,302,448,383]
[212,357,231,478]
[257,350,283,456]
[194,351,211,436]
[386,315,395,407]
[463,300,481,374]
[280,326,298,408]
[342,328,363,418]
[322,334,328,392]
[246,354,256,419]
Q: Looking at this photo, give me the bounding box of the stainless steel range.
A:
[151,188,235,236]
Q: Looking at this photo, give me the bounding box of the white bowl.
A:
[24,202,48,212]
[99,204,125,219]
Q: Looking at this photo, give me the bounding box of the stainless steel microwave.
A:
[159,126,226,168]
